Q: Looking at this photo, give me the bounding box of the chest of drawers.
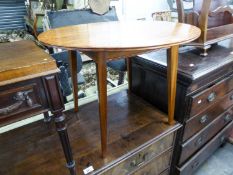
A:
[130,39,233,175]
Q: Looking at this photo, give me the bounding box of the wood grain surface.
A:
[38,21,201,52]
[0,40,59,86]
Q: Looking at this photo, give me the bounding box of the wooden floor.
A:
[0,90,176,175]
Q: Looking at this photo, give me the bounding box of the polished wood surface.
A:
[0,91,181,175]
[38,21,200,52]
[38,21,200,156]
[167,46,179,125]
[0,40,59,86]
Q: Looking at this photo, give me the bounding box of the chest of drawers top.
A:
[136,39,233,94]
[0,40,59,86]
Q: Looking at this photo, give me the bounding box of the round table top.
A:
[38,21,201,52]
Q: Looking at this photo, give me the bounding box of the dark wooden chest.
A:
[131,39,233,175]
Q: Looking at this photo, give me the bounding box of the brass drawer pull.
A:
[207,92,216,102]
[0,90,33,115]
[199,115,208,124]
[224,114,231,122]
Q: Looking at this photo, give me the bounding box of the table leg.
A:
[167,45,179,125]
[44,75,76,175]
[68,50,78,113]
[96,59,107,157]
[127,58,132,91]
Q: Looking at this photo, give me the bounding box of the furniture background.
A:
[0,40,75,175]
[43,7,127,101]
[176,0,233,56]
[25,0,66,37]
[0,0,26,31]
[131,39,233,175]
[0,90,181,175]
[38,19,200,157]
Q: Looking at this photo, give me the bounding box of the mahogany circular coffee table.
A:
[38,21,200,157]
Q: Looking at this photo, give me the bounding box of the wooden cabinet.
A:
[0,40,75,174]
[131,39,233,175]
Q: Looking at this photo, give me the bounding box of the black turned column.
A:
[43,75,76,175]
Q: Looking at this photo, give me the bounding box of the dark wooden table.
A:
[38,21,201,157]
[0,40,76,175]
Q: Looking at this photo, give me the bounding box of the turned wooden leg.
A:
[43,111,51,123]
[43,75,76,175]
[127,58,132,91]
[167,45,179,125]
[96,59,107,157]
[68,50,78,113]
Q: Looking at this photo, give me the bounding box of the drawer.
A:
[95,132,175,175]
[183,90,233,141]
[132,149,172,175]
[0,78,48,125]
[189,74,233,117]
[176,120,233,175]
[179,108,233,165]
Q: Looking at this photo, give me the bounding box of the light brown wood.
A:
[38,21,200,156]
[167,46,179,125]
[0,40,59,86]
[127,57,132,91]
[95,52,108,157]
[68,50,78,113]
[38,21,200,52]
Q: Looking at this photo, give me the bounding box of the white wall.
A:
[121,0,170,20]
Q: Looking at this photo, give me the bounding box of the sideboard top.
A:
[137,39,233,83]
[0,40,59,86]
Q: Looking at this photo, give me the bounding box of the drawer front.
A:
[177,121,233,175]
[0,78,47,125]
[132,149,172,175]
[184,89,233,141]
[97,132,175,175]
[189,75,233,117]
[179,108,233,165]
